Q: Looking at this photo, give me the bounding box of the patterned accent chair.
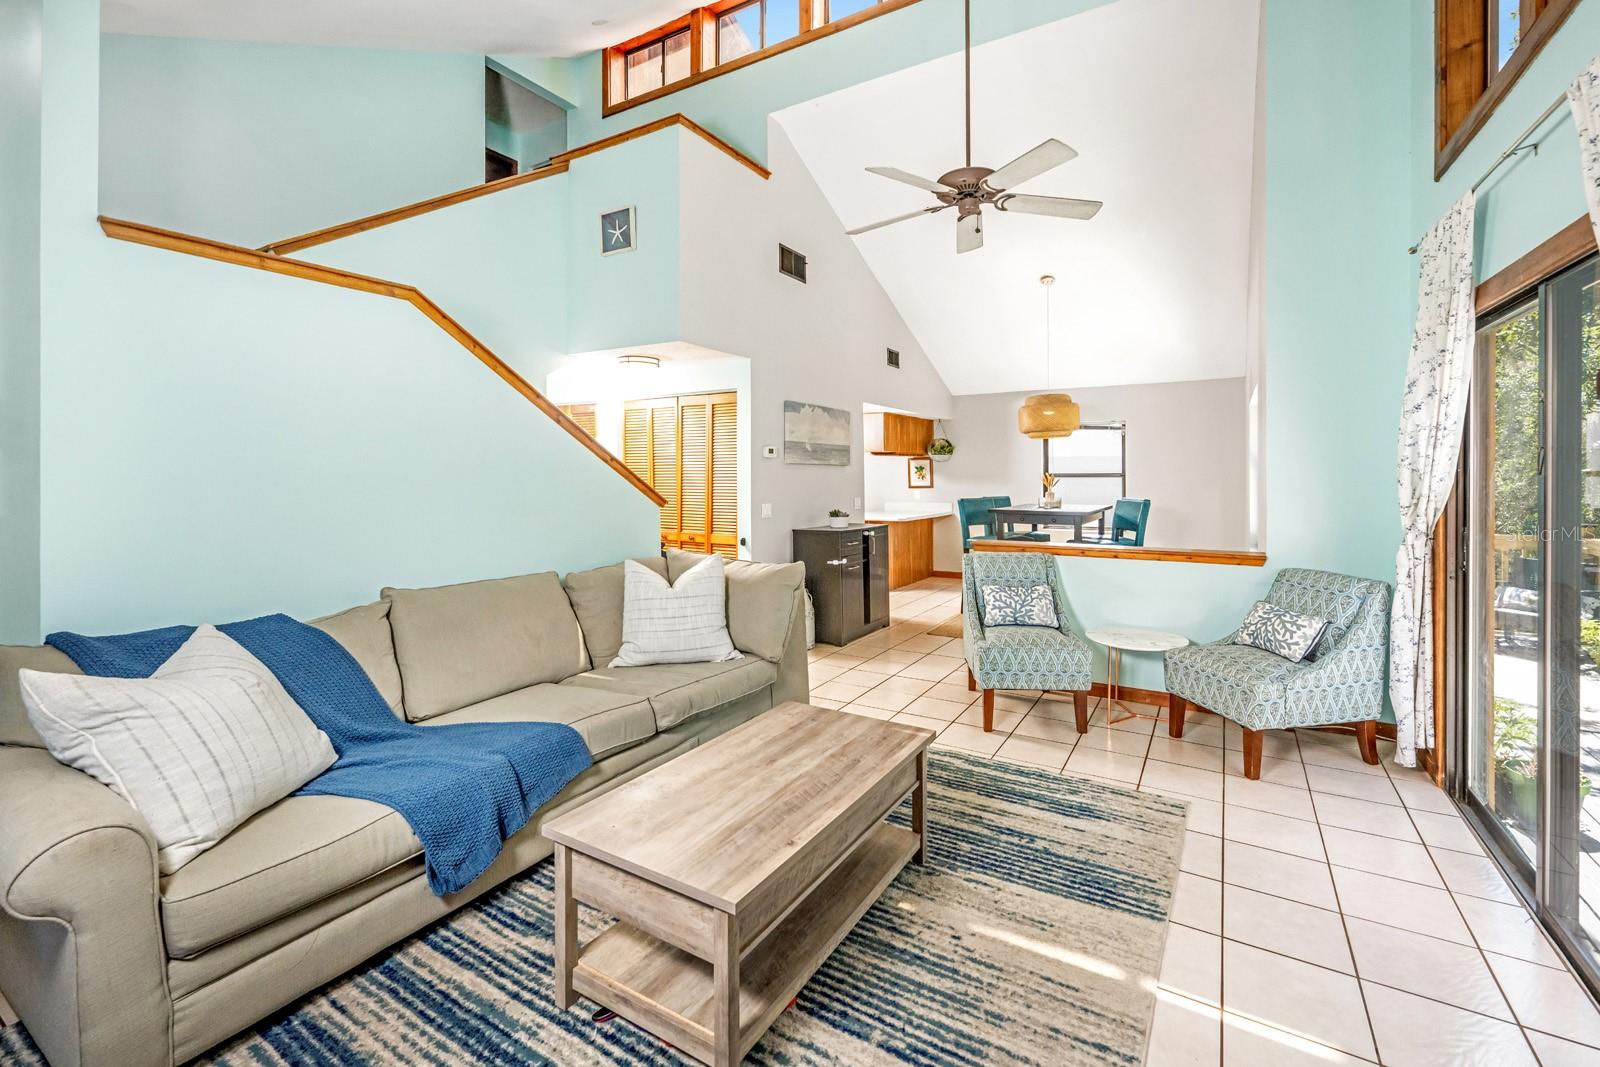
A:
[962,552,1094,733]
[1163,568,1392,779]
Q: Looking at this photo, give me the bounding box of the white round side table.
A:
[1085,627,1190,725]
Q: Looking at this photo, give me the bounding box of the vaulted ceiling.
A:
[775,0,1262,395]
[102,0,687,56]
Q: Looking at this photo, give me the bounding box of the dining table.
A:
[989,502,1113,543]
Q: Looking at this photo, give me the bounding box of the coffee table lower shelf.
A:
[571,822,919,1064]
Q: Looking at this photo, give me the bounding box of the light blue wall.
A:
[99,35,484,248]
[1052,0,1415,699]
[312,175,573,384]
[1410,0,1597,278]
[555,0,1113,163]
[565,133,682,354]
[40,239,661,634]
[0,0,43,643]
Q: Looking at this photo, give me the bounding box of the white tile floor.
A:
[811,576,1600,1066]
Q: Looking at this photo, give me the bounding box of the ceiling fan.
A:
[845,0,1102,254]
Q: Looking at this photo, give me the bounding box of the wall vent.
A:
[778,244,807,282]
[886,348,901,369]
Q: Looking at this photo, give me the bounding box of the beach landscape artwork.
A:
[783,401,851,466]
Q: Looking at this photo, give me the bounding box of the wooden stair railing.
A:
[100,216,668,508]
[259,113,769,256]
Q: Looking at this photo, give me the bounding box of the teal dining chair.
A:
[1094,498,1150,547]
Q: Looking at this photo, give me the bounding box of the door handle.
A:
[826,558,847,566]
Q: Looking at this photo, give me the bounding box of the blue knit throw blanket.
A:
[47,614,593,895]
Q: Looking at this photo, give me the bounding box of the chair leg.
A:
[1169,696,1187,738]
[1356,719,1380,765]
[967,667,977,693]
[982,689,995,732]
[1073,690,1089,734]
[1242,728,1264,780]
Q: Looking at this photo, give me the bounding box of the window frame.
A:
[1435,0,1579,179]
[600,0,919,117]
[1044,421,1128,501]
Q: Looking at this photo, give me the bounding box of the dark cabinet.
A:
[793,524,890,647]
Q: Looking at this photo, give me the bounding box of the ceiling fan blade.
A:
[865,166,951,192]
[983,139,1078,192]
[995,193,1103,220]
[844,205,949,236]
[956,212,983,254]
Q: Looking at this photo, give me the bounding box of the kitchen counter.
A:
[864,505,949,588]
[863,504,953,523]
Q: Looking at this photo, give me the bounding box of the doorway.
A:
[622,392,740,558]
[1461,250,1600,988]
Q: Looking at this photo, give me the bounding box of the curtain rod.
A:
[1407,92,1569,254]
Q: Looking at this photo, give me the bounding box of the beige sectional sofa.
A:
[0,550,807,1067]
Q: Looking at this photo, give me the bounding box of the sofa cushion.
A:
[310,600,405,716]
[0,644,79,748]
[160,794,420,959]
[665,547,712,582]
[382,572,587,722]
[562,658,777,731]
[427,683,657,760]
[562,557,669,670]
[725,560,804,663]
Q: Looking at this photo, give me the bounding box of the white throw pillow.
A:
[19,625,338,874]
[611,555,743,667]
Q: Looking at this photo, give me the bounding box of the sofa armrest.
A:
[725,560,805,663]
[0,746,172,1067]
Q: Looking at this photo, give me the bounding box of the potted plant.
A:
[827,508,850,529]
[1493,697,1592,836]
[1040,472,1060,509]
[928,436,955,462]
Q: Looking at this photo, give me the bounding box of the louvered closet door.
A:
[558,403,597,439]
[622,392,737,558]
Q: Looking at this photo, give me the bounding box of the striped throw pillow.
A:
[19,625,337,874]
[611,556,743,667]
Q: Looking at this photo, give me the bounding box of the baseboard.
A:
[931,570,962,579]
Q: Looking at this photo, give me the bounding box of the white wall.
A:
[917,378,1249,570]
[99,34,484,248]
[678,122,956,562]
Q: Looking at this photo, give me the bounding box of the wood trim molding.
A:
[1435,0,1581,179]
[601,0,922,118]
[260,113,767,256]
[1475,214,1597,314]
[101,217,668,508]
[968,541,1267,567]
[930,569,962,579]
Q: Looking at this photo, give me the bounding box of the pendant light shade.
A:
[1019,274,1079,439]
[1018,392,1081,439]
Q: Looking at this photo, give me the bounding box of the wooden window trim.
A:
[601,0,921,118]
[1475,214,1598,315]
[1435,0,1580,179]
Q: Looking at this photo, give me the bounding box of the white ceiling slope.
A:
[775,0,1261,395]
[101,0,688,55]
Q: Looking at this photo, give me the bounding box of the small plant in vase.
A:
[1040,473,1060,509]
[827,508,850,529]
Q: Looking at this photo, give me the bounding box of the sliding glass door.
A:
[1464,254,1600,986]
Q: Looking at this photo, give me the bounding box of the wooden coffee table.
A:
[543,701,934,1066]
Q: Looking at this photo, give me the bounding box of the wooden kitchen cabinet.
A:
[863,412,934,456]
[867,519,934,589]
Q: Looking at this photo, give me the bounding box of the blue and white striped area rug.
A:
[0,751,1185,1066]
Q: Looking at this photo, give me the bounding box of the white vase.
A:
[1041,493,1060,509]
[829,516,849,528]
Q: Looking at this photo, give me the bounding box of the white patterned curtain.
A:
[1571,56,1600,241]
[1391,193,1475,768]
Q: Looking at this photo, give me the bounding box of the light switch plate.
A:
[762,445,777,459]
[761,503,773,518]
[855,498,863,510]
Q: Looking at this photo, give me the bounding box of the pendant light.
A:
[1018,275,1080,439]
